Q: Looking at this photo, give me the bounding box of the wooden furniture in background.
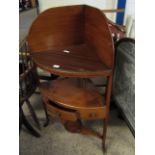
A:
[28,5,114,152]
[107,19,125,42]
[102,9,126,41]
[19,38,49,136]
[30,0,37,7]
[19,0,32,12]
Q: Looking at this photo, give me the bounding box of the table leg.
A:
[20,105,40,137]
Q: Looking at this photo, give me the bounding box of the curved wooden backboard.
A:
[28,5,85,52]
[28,5,114,70]
[84,6,114,68]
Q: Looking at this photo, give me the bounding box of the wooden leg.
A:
[20,105,40,137]
[42,97,49,127]
[102,75,112,152]
[63,120,103,139]
[22,114,41,137]
[102,119,108,152]
[26,99,41,129]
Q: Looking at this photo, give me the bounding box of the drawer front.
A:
[79,107,106,120]
[46,102,77,121]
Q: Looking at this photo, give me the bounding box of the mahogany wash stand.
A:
[28,5,114,152]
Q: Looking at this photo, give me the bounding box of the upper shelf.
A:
[31,44,112,77]
[28,5,114,77]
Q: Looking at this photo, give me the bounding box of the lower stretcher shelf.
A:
[40,77,106,121]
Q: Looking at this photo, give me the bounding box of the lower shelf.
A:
[40,77,107,120]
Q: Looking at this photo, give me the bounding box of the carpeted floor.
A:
[19,94,134,155]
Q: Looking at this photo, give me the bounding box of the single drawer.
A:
[46,100,78,121]
[79,107,106,120]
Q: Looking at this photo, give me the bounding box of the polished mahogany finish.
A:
[31,44,112,77]
[28,5,85,52]
[28,5,114,77]
[40,78,107,120]
[28,5,114,153]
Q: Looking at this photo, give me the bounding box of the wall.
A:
[124,0,135,38]
[38,0,117,21]
[37,0,135,38]
[125,0,135,18]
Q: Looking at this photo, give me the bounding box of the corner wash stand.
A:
[28,5,114,152]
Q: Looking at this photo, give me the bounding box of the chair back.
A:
[19,39,38,102]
